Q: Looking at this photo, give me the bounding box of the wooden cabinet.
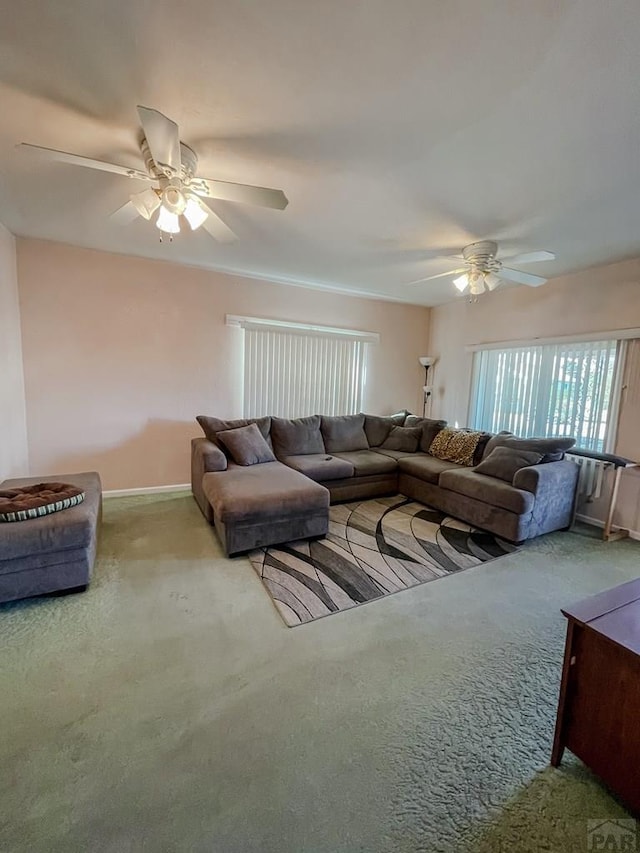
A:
[552,578,640,814]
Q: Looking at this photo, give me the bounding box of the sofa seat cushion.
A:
[281,454,354,481]
[332,449,398,476]
[397,453,463,484]
[202,462,329,524]
[438,468,535,515]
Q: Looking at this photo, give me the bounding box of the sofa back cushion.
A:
[482,431,575,463]
[503,436,575,462]
[474,446,543,482]
[217,423,276,466]
[271,415,325,457]
[404,415,448,453]
[197,415,271,448]
[429,427,490,467]
[362,413,407,447]
[380,425,422,452]
[321,414,368,453]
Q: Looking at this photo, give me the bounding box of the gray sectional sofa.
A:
[191,412,579,557]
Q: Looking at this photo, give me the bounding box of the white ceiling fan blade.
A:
[199,201,238,243]
[194,178,288,210]
[18,143,150,181]
[502,250,555,265]
[137,106,181,177]
[110,201,140,225]
[406,267,467,286]
[499,267,547,287]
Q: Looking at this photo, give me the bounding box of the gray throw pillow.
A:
[321,414,368,452]
[216,423,276,466]
[196,415,271,446]
[270,415,325,457]
[362,413,407,447]
[481,431,514,461]
[474,446,543,482]
[503,436,575,462]
[381,425,422,452]
[404,415,448,453]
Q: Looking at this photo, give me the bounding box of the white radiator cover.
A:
[567,454,610,501]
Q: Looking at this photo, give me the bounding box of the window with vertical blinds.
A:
[227,317,375,419]
[469,339,622,452]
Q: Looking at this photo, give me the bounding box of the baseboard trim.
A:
[103,484,191,498]
[575,513,640,542]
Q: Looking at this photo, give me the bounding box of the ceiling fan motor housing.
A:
[140,138,198,181]
[462,240,498,266]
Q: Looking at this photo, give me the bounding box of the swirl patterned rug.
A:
[249,495,518,626]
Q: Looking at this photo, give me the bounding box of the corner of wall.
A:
[0,223,29,480]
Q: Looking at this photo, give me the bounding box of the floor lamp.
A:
[418,356,436,417]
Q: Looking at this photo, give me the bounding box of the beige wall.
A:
[429,257,640,534]
[0,224,28,481]
[17,239,430,490]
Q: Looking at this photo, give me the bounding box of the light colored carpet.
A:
[249,496,517,625]
[1,491,638,853]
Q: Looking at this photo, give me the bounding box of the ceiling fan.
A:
[18,106,289,243]
[407,240,555,298]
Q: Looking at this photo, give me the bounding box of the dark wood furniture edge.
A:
[560,577,640,626]
[551,619,575,767]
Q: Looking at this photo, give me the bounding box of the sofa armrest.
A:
[191,437,227,522]
[513,460,579,537]
[513,460,578,496]
[192,437,227,473]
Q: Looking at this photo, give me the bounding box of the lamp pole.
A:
[418,356,435,418]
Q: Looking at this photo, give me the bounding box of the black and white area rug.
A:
[248,496,518,626]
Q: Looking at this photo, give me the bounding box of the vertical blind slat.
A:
[243,329,367,419]
[470,340,620,452]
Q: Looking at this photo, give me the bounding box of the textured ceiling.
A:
[1,0,639,306]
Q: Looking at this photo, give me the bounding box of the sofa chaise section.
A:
[202,461,329,556]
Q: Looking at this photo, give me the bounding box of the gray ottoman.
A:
[202,461,329,557]
[0,471,102,604]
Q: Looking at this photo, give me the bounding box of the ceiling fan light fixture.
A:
[161,183,187,215]
[484,272,501,291]
[453,273,469,292]
[156,205,180,234]
[183,196,209,231]
[130,187,161,220]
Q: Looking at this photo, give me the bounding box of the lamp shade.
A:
[130,188,161,220]
[453,273,469,292]
[156,205,180,234]
[484,272,501,291]
[184,196,209,230]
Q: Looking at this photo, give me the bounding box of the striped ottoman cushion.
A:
[0,483,85,523]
